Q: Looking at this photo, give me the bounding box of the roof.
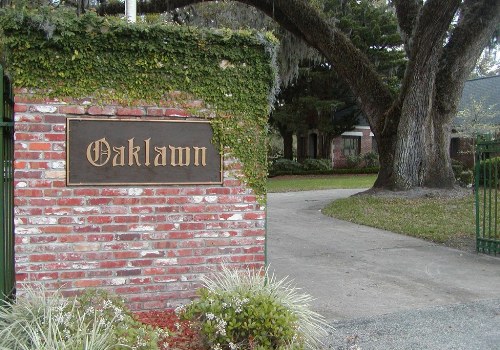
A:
[458,75,500,116]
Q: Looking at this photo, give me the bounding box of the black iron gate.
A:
[475,138,500,255]
[0,64,15,304]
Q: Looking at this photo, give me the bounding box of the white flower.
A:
[229,341,238,350]
[206,313,216,320]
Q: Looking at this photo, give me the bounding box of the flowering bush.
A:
[178,265,329,350]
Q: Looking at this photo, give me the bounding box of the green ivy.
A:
[0,6,278,198]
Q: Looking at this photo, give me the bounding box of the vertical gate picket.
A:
[0,64,15,304]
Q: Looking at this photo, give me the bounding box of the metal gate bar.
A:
[475,138,500,255]
[0,64,15,304]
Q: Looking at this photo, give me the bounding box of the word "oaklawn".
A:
[86,138,208,167]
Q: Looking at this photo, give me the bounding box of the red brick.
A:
[31,272,59,280]
[14,104,28,113]
[45,134,66,142]
[73,225,101,233]
[179,222,205,230]
[44,152,65,160]
[102,224,128,232]
[101,188,128,196]
[60,271,86,279]
[116,107,145,116]
[40,226,73,234]
[141,197,166,204]
[155,188,182,195]
[130,259,153,267]
[74,279,103,288]
[57,198,84,206]
[88,216,113,224]
[14,151,42,160]
[114,251,140,259]
[74,189,99,196]
[116,269,142,276]
[99,260,127,269]
[87,106,116,115]
[164,108,189,117]
[29,161,50,169]
[114,216,140,223]
[113,197,141,205]
[59,105,86,115]
[15,133,42,141]
[58,235,85,243]
[115,233,141,241]
[87,234,114,242]
[87,198,113,205]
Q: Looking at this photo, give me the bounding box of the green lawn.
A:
[322,195,475,248]
[267,174,377,193]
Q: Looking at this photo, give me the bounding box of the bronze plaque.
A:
[67,118,222,185]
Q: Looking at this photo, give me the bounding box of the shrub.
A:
[179,265,328,350]
[302,159,332,172]
[269,159,303,176]
[363,152,379,167]
[0,286,164,350]
[478,157,500,185]
[345,155,362,168]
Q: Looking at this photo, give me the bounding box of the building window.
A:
[343,136,360,157]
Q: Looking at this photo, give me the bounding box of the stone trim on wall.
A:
[13,91,266,310]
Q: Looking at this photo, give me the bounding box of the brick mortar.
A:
[13,95,266,310]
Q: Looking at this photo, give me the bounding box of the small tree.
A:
[454,98,500,167]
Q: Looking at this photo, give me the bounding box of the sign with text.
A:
[67,118,222,185]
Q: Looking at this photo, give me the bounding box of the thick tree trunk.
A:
[282,130,293,160]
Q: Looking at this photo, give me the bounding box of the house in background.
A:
[451,74,500,168]
[295,106,377,168]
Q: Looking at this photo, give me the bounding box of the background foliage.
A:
[0,6,278,196]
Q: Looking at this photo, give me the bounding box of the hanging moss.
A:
[0,7,279,198]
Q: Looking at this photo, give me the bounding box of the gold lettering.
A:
[154,147,167,166]
[193,146,207,166]
[128,138,141,166]
[144,138,151,166]
[86,138,110,167]
[112,146,125,166]
[169,146,190,166]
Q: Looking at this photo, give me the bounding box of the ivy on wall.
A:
[0,7,278,197]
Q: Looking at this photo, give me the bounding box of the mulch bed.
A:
[134,310,206,350]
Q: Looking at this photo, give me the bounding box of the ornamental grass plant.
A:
[0,286,164,350]
[179,265,329,350]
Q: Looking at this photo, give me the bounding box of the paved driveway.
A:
[267,189,500,349]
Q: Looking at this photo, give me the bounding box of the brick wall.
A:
[13,90,266,310]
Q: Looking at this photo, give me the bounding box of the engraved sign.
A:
[67,118,222,185]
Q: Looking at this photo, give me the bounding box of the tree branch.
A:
[392,0,422,55]
[97,0,395,133]
[435,0,500,119]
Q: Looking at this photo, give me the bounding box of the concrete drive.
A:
[267,189,500,349]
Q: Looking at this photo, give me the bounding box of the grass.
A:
[322,195,475,247]
[267,174,377,192]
